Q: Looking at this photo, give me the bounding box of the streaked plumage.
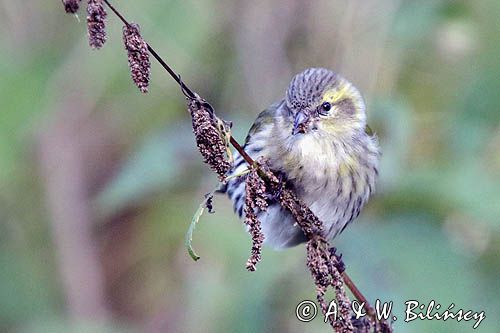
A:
[223,68,380,248]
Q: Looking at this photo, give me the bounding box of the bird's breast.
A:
[267,131,376,234]
[277,133,345,191]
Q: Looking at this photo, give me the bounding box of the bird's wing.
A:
[218,101,284,196]
[244,100,285,146]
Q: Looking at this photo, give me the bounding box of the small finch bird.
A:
[223,68,380,248]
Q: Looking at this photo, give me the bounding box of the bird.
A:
[222,68,380,249]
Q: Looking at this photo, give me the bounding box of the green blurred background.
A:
[1,0,499,332]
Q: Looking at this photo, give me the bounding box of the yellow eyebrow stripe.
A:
[322,83,352,103]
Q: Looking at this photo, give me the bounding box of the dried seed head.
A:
[245,163,269,212]
[351,316,373,333]
[378,321,394,333]
[122,23,151,93]
[62,0,81,13]
[254,161,323,239]
[278,186,323,238]
[243,211,263,272]
[254,161,355,329]
[87,0,107,49]
[306,236,354,332]
[330,263,354,332]
[188,99,232,180]
[243,166,268,271]
[306,237,332,305]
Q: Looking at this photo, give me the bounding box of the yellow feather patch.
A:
[322,82,353,104]
[318,79,366,135]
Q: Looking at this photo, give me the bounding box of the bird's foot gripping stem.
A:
[329,247,346,273]
[268,170,287,201]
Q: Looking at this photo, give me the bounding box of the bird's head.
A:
[285,68,366,137]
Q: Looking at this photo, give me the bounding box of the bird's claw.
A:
[329,247,346,273]
[268,171,286,201]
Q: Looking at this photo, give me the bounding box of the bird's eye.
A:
[320,102,331,114]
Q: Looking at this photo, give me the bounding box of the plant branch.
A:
[101,0,381,327]
[104,0,256,163]
[229,136,254,165]
[342,272,375,318]
[102,0,196,99]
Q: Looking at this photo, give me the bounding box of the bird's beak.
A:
[292,111,310,135]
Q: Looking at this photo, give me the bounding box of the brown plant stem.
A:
[100,0,381,326]
[342,272,375,318]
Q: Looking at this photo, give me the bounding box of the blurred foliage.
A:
[0,0,499,332]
